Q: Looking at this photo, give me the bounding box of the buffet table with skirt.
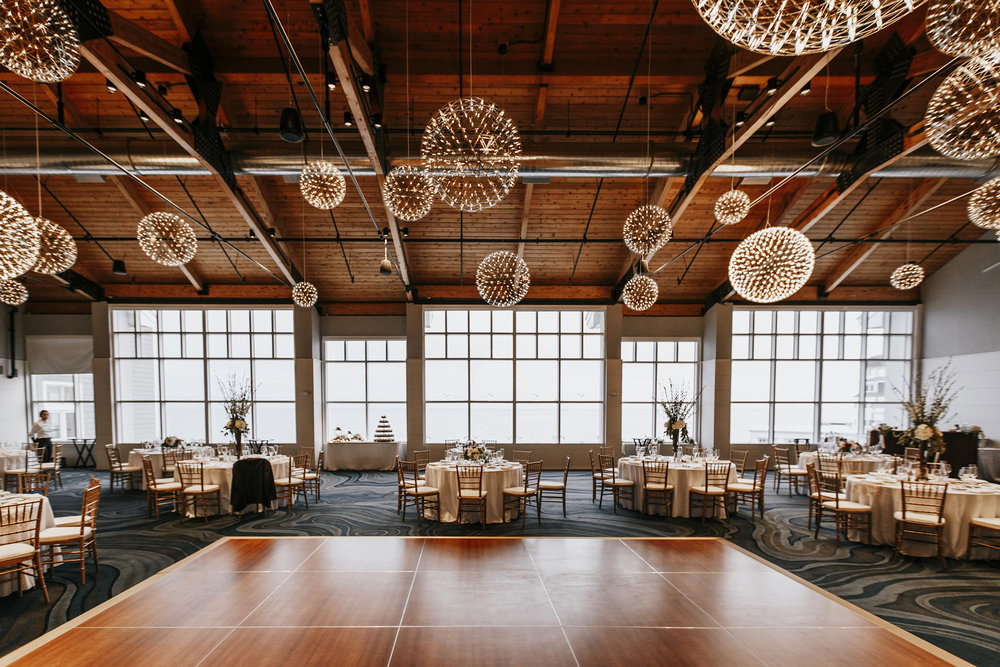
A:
[325,441,403,471]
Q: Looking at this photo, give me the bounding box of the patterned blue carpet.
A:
[2,468,998,664]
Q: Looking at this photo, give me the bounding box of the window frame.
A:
[28,372,95,440]
[620,338,702,443]
[321,337,408,442]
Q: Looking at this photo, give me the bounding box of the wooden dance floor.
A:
[4,537,960,666]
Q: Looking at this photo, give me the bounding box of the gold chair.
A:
[396,455,424,513]
[538,456,571,517]
[904,447,922,464]
[805,462,846,530]
[512,450,532,466]
[895,481,949,567]
[274,455,307,511]
[689,461,733,522]
[39,477,101,585]
[0,498,48,603]
[456,464,487,528]
[640,460,674,518]
[413,449,431,474]
[772,446,808,496]
[967,517,1000,558]
[105,444,141,493]
[597,453,634,514]
[813,469,872,547]
[141,455,182,519]
[4,450,41,492]
[728,449,749,478]
[398,459,439,526]
[40,443,63,490]
[793,443,813,463]
[598,446,615,458]
[295,451,323,503]
[503,460,542,527]
[587,449,603,502]
[161,448,182,476]
[17,472,51,495]
[729,456,768,518]
[176,461,221,521]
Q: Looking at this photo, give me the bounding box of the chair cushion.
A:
[821,500,871,512]
[606,479,634,487]
[410,485,440,496]
[53,515,83,527]
[729,483,761,493]
[644,483,674,491]
[298,472,319,480]
[458,489,487,498]
[39,526,93,544]
[154,477,175,485]
[0,542,35,564]
[971,517,1000,530]
[275,478,304,486]
[690,485,726,495]
[894,510,945,526]
[40,462,58,470]
[183,484,220,494]
[151,481,183,492]
[503,487,537,496]
[538,481,565,490]
[113,465,142,473]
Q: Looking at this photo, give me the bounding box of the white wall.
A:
[0,307,28,444]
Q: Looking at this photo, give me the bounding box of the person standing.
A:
[29,409,53,463]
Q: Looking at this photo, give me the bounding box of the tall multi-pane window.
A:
[730,309,913,444]
[323,339,406,441]
[423,309,605,444]
[30,373,95,439]
[111,308,296,443]
[621,341,700,441]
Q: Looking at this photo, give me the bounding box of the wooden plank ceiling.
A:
[0,0,989,315]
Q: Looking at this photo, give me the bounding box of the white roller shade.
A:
[25,335,94,374]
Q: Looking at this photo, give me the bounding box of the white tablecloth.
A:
[798,452,895,475]
[325,441,403,470]
[128,449,163,489]
[0,493,55,597]
[423,461,523,523]
[0,451,39,477]
[172,456,290,516]
[617,457,738,518]
[845,474,1000,559]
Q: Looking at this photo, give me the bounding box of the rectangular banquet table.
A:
[324,441,403,471]
[0,492,55,597]
[172,456,289,516]
[423,461,523,523]
[617,457,738,518]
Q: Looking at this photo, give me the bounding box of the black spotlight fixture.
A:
[138,109,151,123]
[371,113,383,129]
[132,70,148,89]
[344,111,354,127]
[811,110,840,147]
[170,108,184,125]
[105,78,117,94]
[765,77,780,96]
[799,81,812,96]
[326,73,338,91]
[764,116,776,128]
[279,106,305,143]
[734,111,748,128]
[359,74,372,93]
[111,259,128,275]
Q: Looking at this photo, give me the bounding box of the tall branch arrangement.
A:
[217,373,252,435]
[658,380,702,443]
[896,361,959,455]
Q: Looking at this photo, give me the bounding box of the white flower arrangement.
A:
[895,361,958,456]
[658,380,701,444]
[462,441,487,462]
[217,373,252,437]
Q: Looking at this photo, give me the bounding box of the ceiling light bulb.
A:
[31,217,76,274]
[106,78,117,93]
[384,165,435,221]
[292,281,318,307]
[137,212,198,266]
[622,273,658,311]
[714,189,751,225]
[132,70,147,88]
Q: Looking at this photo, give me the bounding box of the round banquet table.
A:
[128,449,163,488]
[798,452,896,475]
[172,456,290,516]
[844,474,1000,559]
[423,461,523,523]
[0,450,39,478]
[617,457,738,518]
[0,492,55,597]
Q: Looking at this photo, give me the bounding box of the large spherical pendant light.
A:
[967,175,1000,229]
[728,227,815,303]
[714,189,751,225]
[622,274,658,311]
[476,250,530,307]
[32,217,76,274]
[292,281,318,308]
[384,165,434,221]
[0,191,40,279]
[926,0,1000,56]
[421,97,522,212]
[300,161,347,210]
[0,0,81,83]
[623,205,672,255]
[889,263,925,290]
[926,56,1000,161]
[137,212,198,266]
[690,0,926,56]
[0,279,28,305]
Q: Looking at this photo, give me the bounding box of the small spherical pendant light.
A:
[476,250,530,307]
[0,191,40,280]
[889,263,925,290]
[926,0,1000,57]
[623,205,672,255]
[32,217,76,274]
[622,273,658,311]
[0,0,81,83]
[728,227,815,303]
[714,189,751,225]
[292,281,318,308]
[384,165,434,221]
[967,175,1000,230]
[926,56,1000,161]
[137,212,198,266]
[300,161,347,210]
[0,279,28,305]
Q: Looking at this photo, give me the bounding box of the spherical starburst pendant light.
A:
[967,175,1000,229]
[421,97,522,212]
[0,279,27,305]
[0,0,81,83]
[623,205,672,255]
[728,227,815,303]
[300,161,346,210]
[622,273,658,311]
[476,250,530,307]
[292,281,318,308]
[926,56,1000,161]
[0,191,40,280]
[889,262,925,290]
[714,189,751,225]
[926,0,1000,57]
[137,212,198,266]
[690,0,926,56]
[384,165,434,221]
[32,217,76,274]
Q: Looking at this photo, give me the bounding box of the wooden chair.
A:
[598,446,615,458]
[729,449,749,478]
[39,477,101,585]
[967,517,1000,558]
[274,455,308,511]
[17,472,51,496]
[295,452,323,503]
[904,447,922,464]
[793,443,813,463]
[398,459,439,526]
[413,449,431,474]
[813,469,872,547]
[895,481,949,567]
[176,461,221,521]
[4,450,41,492]
[729,457,768,518]
[587,449,603,502]
[105,444,141,493]
[689,461,733,522]
[161,448,182,475]
[503,460,542,527]
[141,455,182,519]
[539,456,571,517]
[512,450,532,466]
[640,459,674,518]
[40,443,63,490]
[772,446,808,496]
[0,498,49,603]
[805,462,846,530]
[597,453,634,514]
[456,464,487,528]
[396,455,425,513]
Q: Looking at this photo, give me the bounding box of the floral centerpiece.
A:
[658,380,701,457]
[896,362,959,480]
[462,440,488,463]
[218,373,252,457]
[162,436,183,448]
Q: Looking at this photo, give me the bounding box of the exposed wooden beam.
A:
[106,10,191,76]
[104,283,289,300]
[615,177,683,278]
[358,0,375,45]
[516,184,534,258]
[532,83,548,127]
[823,178,946,293]
[162,0,195,43]
[540,0,562,66]
[727,51,774,78]
[41,84,86,127]
[417,285,613,301]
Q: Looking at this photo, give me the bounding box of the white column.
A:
[91,302,114,469]
[405,303,424,458]
[294,307,322,461]
[605,305,623,455]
